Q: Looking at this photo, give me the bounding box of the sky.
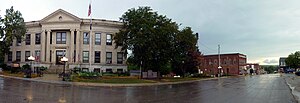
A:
[1,0,300,65]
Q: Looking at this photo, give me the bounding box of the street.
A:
[0,74,296,103]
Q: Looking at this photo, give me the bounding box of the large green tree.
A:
[286,51,300,69]
[115,6,202,76]
[114,7,179,72]
[0,6,26,62]
[171,27,199,76]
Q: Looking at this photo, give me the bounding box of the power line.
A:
[199,41,217,52]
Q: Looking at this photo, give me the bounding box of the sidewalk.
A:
[283,74,300,102]
[0,73,229,87]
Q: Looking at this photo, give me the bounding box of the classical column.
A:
[70,29,75,63]
[90,31,94,64]
[46,30,51,63]
[76,30,81,64]
[40,30,46,63]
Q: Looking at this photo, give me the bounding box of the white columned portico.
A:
[76,30,81,64]
[40,30,46,62]
[70,29,75,63]
[46,30,51,63]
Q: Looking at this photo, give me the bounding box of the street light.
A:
[28,56,35,73]
[218,66,222,77]
[61,57,68,81]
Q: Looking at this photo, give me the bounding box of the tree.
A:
[286,51,300,69]
[0,6,26,62]
[171,27,200,77]
[114,7,179,73]
[262,65,278,74]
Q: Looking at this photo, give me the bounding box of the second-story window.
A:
[83,32,89,44]
[25,34,31,45]
[106,34,112,45]
[35,33,41,44]
[95,33,101,45]
[56,32,66,44]
[16,38,21,46]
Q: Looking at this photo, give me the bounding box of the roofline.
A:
[203,53,246,57]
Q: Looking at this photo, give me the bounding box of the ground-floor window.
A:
[106,52,112,64]
[8,51,12,62]
[117,69,123,73]
[94,68,100,73]
[82,68,89,72]
[106,68,112,73]
[16,51,21,62]
[25,51,30,61]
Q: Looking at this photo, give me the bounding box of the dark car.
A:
[295,71,300,76]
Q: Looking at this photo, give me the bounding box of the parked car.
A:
[295,71,300,76]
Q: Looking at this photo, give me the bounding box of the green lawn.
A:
[72,77,157,84]
[160,77,201,82]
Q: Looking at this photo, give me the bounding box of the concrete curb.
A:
[0,74,232,87]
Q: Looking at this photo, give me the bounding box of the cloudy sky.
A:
[1,0,300,65]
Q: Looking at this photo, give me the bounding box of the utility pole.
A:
[218,44,222,77]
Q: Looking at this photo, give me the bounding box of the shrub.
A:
[191,73,211,78]
[77,72,101,79]
[22,64,31,70]
[0,63,9,71]
[73,67,81,74]
[40,66,48,71]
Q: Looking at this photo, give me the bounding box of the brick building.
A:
[246,63,262,74]
[199,53,247,76]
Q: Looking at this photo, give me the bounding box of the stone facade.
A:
[4,9,127,73]
[199,53,247,75]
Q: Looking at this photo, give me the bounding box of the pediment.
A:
[40,9,81,23]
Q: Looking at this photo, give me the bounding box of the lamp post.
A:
[218,66,222,77]
[28,56,35,77]
[61,57,68,81]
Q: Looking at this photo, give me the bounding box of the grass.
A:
[72,76,157,84]
[72,75,207,84]
[0,71,39,78]
[159,77,201,82]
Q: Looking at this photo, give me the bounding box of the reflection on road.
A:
[0,74,296,103]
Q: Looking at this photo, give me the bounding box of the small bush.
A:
[77,72,101,79]
[40,66,48,71]
[0,63,9,71]
[191,73,211,78]
[22,64,31,70]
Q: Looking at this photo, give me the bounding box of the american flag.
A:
[88,3,91,17]
[88,2,92,30]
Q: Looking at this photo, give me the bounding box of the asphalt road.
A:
[0,74,296,103]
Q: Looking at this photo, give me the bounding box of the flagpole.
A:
[89,0,92,71]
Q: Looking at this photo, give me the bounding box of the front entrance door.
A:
[56,50,65,65]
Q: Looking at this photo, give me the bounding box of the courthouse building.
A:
[4,9,127,73]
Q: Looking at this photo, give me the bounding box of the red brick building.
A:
[199,53,247,76]
[246,63,262,74]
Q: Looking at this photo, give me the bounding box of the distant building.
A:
[279,57,292,73]
[4,9,127,73]
[199,53,247,76]
[246,63,262,74]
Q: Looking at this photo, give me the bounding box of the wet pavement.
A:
[0,74,296,103]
